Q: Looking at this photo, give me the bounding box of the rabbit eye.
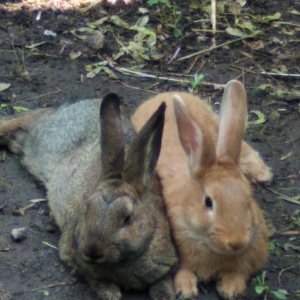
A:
[204,196,213,209]
[123,215,132,226]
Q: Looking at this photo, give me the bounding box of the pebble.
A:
[11,227,27,242]
[85,31,105,51]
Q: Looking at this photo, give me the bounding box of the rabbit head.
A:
[173,80,264,255]
[73,93,167,266]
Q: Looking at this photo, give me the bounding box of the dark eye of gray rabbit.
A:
[204,196,213,209]
[122,215,132,226]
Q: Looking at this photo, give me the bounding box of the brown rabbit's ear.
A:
[216,80,247,164]
[123,102,166,194]
[173,95,215,177]
[100,93,125,177]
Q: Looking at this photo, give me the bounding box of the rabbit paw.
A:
[174,269,198,300]
[149,276,175,300]
[91,281,122,300]
[217,274,246,299]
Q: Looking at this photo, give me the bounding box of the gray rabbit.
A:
[0,94,178,300]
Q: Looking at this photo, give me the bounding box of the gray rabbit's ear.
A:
[216,80,247,164]
[123,102,166,194]
[174,95,215,177]
[100,93,125,177]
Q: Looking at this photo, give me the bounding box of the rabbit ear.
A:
[100,93,125,177]
[123,102,166,194]
[216,80,247,164]
[174,95,215,177]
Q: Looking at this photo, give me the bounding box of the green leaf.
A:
[87,16,109,28]
[283,243,300,252]
[248,110,266,125]
[12,106,29,112]
[173,28,182,37]
[226,27,248,38]
[25,41,47,49]
[147,0,169,6]
[110,15,131,29]
[271,289,288,300]
[266,12,281,21]
[135,15,149,28]
[255,286,266,295]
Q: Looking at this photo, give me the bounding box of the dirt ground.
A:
[0,0,299,299]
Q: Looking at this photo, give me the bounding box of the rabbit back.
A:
[23,99,102,182]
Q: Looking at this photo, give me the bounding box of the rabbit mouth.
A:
[81,253,121,265]
[207,240,248,255]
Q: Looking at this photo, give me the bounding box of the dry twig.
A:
[112,66,226,90]
[31,282,72,292]
[265,187,300,205]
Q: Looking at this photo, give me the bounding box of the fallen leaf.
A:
[0,83,11,92]
[289,9,300,16]
[283,243,300,252]
[226,27,247,38]
[69,51,82,60]
[266,12,281,21]
[248,110,266,125]
[248,40,265,50]
[25,41,47,49]
[138,7,149,14]
[86,63,118,80]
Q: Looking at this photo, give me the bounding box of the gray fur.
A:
[0,96,177,300]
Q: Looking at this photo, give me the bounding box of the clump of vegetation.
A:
[268,239,281,256]
[253,271,289,300]
[189,73,204,90]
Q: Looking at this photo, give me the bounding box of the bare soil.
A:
[0,0,299,299]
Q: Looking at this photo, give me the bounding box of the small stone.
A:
[11,227,27,242]
[45,224,57,234]
[85,31,105,51]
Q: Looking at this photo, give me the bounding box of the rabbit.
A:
[0,94,178,300]
[131,80,271,299]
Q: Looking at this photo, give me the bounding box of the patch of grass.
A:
[155,3,183,37]
[253,271,289,300]
[169,4,182,37]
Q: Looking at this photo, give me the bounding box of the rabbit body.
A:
[0,96,177,300]
[131,81,271,299]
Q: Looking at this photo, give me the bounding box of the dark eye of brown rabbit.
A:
[204,196,213,209]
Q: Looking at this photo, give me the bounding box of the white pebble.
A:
[11,227,27,242]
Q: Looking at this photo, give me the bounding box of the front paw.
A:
[174,269,198,300]
[217,274,246,299]
[149,276,175,300]
[90,280,122,300]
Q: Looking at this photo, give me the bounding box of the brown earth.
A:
[0,0,299,299]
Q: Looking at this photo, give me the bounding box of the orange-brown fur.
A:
[131,85,271,299]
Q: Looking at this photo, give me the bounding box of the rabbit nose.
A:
[228,241,245,252]
[83,246,105,262]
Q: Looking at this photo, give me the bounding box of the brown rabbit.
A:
[0,94,178,300]
[131,80,271,299]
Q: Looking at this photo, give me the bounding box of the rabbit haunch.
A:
[131,80,271,299]
[0,94,177,300]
